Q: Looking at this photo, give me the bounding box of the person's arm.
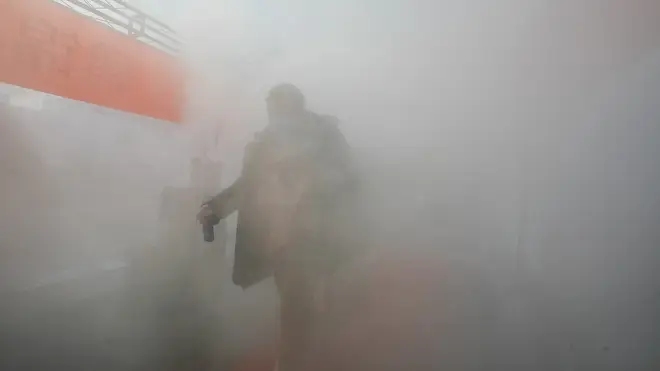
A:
[204,128,270,220]
[207,176,244,220]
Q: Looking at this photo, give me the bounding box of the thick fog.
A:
[1,0,659,370]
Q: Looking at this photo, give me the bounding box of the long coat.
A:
[209,112,355,289]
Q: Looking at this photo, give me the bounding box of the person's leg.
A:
[274,266,318,371]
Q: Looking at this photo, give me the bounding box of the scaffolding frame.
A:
[51,0,181,54]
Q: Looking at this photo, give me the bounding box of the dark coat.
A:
[209,112,355,289]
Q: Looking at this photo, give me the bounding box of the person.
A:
[197,83,356,371]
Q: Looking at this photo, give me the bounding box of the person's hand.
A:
[196,203,215,225]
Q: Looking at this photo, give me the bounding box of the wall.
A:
[0,0,184,122]
[0,87,194,370]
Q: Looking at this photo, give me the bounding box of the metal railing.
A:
[51,0,181,54]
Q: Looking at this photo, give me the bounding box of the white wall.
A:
[0,86,193,292]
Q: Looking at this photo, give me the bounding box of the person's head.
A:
[266,83,306,119]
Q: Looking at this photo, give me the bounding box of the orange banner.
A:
[0,0,184,122]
